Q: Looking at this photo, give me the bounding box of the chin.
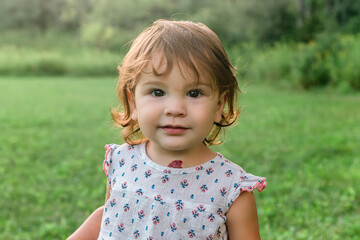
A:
[155,140,190,152]
[163,140,203,152]
[162,144,189,152]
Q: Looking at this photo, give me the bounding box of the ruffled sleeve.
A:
[227,168,267,208]
[238,174,267,193]
[103,144,118,187]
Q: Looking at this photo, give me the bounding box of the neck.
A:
[145,141,216,168]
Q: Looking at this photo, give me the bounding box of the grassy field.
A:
[0,77,359,239]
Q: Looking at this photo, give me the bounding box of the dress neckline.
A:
[138,141,222,174]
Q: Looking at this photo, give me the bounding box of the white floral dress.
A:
[97,142,266,240]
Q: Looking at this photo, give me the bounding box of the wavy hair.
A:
[111,19,240,145]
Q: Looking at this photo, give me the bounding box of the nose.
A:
[164,96,186,117]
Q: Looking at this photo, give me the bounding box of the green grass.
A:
[0,77,359,239]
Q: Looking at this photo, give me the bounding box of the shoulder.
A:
[105,142,134,154]
[218,156,263,239]
[213,154,266,210]
[104,142,140,159]
[213,153,251,182]
[217,153,267,192]
[103,143,141,174]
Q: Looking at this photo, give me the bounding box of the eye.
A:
[151,89,165,97]
[187,90,202,98]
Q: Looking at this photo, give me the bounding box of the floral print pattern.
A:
[98,142,266,239]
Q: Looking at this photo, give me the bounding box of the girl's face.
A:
[130,56,225,157]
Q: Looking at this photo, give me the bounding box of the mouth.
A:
[160,125,190,134]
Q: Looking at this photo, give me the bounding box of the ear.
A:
[215,92,227,123]
[127,90,138,121]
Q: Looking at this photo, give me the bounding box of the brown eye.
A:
[151,89,165,97]
[187,90,201,98]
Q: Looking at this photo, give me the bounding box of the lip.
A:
[160,125,190,135]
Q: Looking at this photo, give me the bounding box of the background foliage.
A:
[1,0,360,90]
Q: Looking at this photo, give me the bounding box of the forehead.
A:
[140,52,215,86]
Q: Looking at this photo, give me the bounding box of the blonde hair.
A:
[111,19,240,145]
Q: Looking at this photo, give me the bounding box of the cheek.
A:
[192,105,218,126]
[210,102,222,121]
[136,103,161,124]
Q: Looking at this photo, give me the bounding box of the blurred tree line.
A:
[1,0,360,90]
[1,0,360,49]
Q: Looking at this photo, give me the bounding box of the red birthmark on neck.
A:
[167,160,183,168]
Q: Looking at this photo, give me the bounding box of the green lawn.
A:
[0,77,359,239]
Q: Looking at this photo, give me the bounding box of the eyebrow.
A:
[141,78,213,89]
[184,81,213,89]
[140,79,166,87]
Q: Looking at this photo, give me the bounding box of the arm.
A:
[67,206,104,240]
[67,182,111,240]
[226,191,261,240]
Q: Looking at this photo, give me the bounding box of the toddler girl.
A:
[68,19,266,240]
